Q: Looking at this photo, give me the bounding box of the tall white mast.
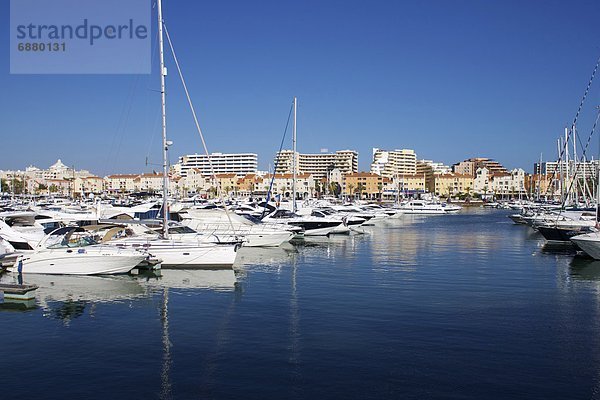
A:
[573,125,578,205]
[158,0,169,238]
[292,96,297,212]
[537,152,542,201]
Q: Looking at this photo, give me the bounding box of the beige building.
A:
[214,173,239,195]
[344,172,391,199]
[184,168,211,193]
[104,174,139,193]
[136,172,164,193]
[394,173,426,193]
[525,174,556,199]
[260,173,315,199]
[370,148,417,179]
[452,158,507,177]
[74,176,105,197]
[46,178,72,196]
[431,174,474,197]
[236,174,265,196]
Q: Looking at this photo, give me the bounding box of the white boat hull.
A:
[8,252,145,275]
[571,232,600,260]
[401,209,447,215]
[110,239,239,269]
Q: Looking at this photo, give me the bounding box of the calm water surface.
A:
[2,208,600,399]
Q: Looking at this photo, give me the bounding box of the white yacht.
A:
[177,207,295,247]
[397,200,457,215]
[8,227,150,275]
[99,222,241,269]
[0,212,55,250]
[329,204,388,225]
[304,208,366,234]
[261,209,342,236]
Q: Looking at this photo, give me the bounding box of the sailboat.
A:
[102,0,240,269]
[260,97,343,236]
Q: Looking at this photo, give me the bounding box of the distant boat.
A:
[396,200,459,215]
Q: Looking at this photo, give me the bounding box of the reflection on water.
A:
[569,257,600,281]
[0,298,36,312]
[541,242,578,256]
[0,268,239,319]
[4,208,600,400]
[140,269,238,292]
[234,243,297,269]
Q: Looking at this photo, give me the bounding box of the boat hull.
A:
[110,240,239,269]
[8,253,145,275]
[571,233,600,259]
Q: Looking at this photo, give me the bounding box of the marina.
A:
[2,207,600,398]
[3,0,600,398]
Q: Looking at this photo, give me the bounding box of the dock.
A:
[0,283,39,301]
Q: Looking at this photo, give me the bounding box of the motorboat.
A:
[306,208,366,234]
[177,207,295,247]
[261,208,342,236]
[7,227,151,275]
[534,211,597,242]
[97,221,241,269]
[397,200,452,215]
[571,231,600,259]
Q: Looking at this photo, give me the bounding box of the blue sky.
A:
[2,0,600,176]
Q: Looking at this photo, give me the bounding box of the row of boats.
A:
[0,198,461,275]
[509,205,600,259]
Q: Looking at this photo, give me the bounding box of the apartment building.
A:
[136,172,164,192]
[343,172,391,199]
[104,174,139,193]
[452,158,507,177]
[175,152,258,177]
[431,174,474,196]
[274,150,358,179]
[370,148,417,179]
[534,160,598,180]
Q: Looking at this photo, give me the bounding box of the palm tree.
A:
[347,183,355,200]
[465,186,471,201]
[356,183,365,199]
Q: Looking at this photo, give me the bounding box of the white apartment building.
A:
[489,168,526,196]
[258,173,316,199]
[534,160,598,180]
[417,159,452,176]
[473,167,491,195]
[274,150,358,179]
[175,152,258,177]
[370,148,417,178]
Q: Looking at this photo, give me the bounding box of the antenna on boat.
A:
[157,0,169,239]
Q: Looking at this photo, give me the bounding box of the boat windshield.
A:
[47,234,99,249]
[271,210,297,219]
[168,226,197,234]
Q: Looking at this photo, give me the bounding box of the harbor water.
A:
[2,207,600,399]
